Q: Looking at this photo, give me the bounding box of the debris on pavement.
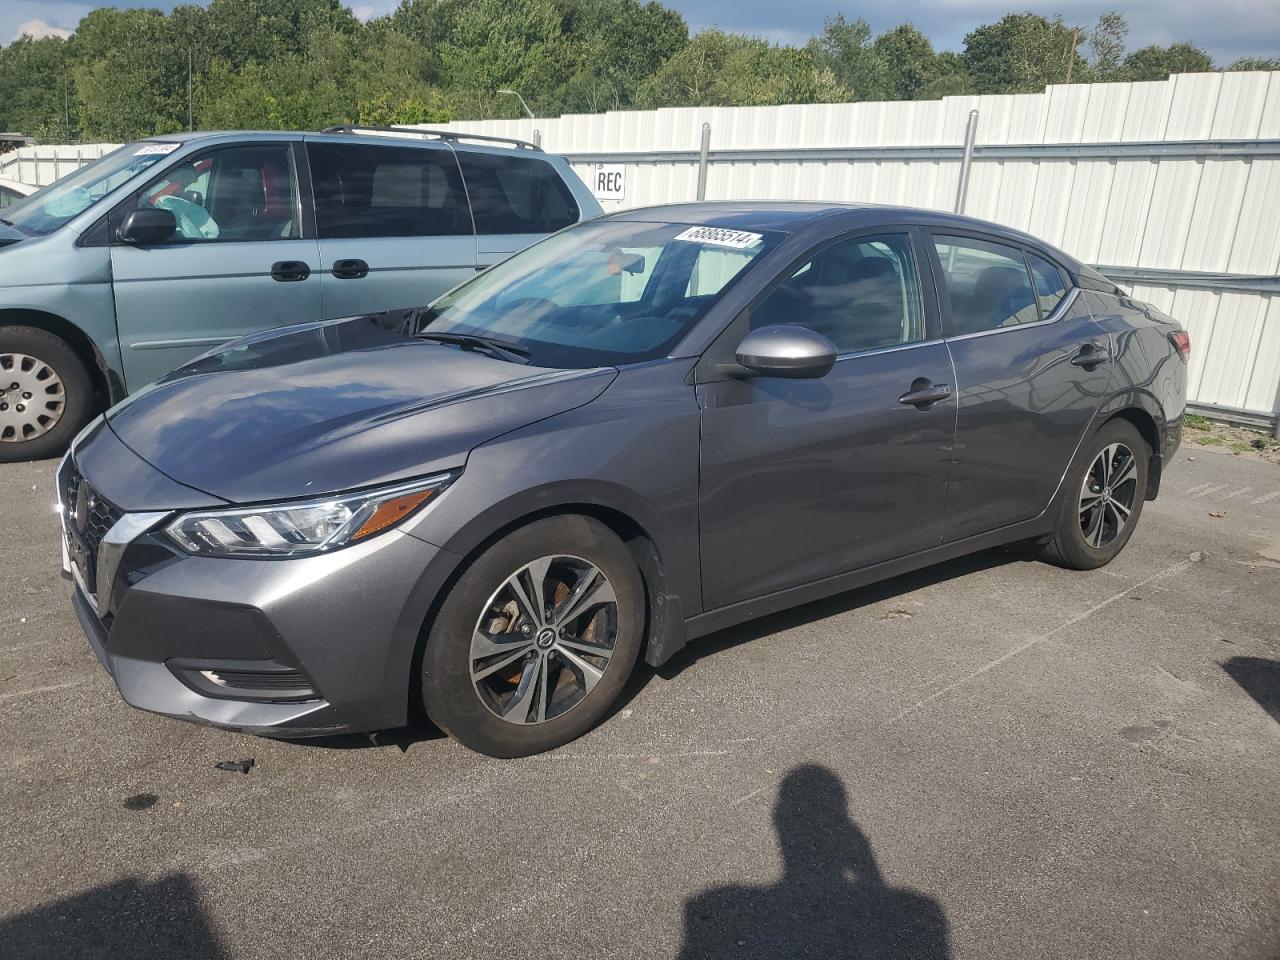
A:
[214,758,255,774]
[1209,511,1226,518]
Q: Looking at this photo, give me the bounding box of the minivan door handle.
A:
[1071,342,1111,367]
[898,379,952,410]
[270,260,311,282]
[331,258,369,280]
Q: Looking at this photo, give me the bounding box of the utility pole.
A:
[188,48,194,132]
[1065,28,1082,83]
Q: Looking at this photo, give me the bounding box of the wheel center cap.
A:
[535,627,556,649]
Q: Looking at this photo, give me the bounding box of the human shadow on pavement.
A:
[1223,656,1280,722]
[679,764,951,960]
[1,873,229,960]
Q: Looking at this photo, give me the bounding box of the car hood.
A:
[106,316,616,503]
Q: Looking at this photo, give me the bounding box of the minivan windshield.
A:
[419,219,782,368]
[1,141,176,236]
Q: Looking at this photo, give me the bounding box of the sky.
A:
[6,0,1279,65]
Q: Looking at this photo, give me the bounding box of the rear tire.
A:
[1037,418,1149,571]
[0,326,95,463]
[421,515,645,758]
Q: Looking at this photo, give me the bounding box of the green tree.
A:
[1228,56,1280,71]
[872,24,940,100]
[806,15,883,100]
[1085,12,1127,80]
[1122,42,1213,81]
[963,13,1086,93]
[639,29,844,108]
[0,35,76,141]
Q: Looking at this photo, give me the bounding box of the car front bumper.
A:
[58,444,457,738]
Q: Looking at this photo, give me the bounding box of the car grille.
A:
[63,463,123,597]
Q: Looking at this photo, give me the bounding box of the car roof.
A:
[605,201,1084,270]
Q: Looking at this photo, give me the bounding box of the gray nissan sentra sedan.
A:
[58,202,1189,757]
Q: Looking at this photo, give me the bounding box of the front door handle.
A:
[332,258,369,280]
[270,260,311,282]
[1071,341,1111,367]
[898,378,952,410]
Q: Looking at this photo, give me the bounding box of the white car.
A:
[0,176,36,210]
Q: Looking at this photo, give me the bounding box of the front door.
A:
[305,140,478,319]
[929,233,1113,540]
[698,230,956,612]
[110,142,321,389]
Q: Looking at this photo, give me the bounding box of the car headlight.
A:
[164,473,456,558]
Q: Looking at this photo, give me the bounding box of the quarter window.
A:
[130,145,299,242]
[932,236,1040,333]
[749,233,924,354]
[308,142,470,239]
[1028,252,1069,316]
[457,152,578,235]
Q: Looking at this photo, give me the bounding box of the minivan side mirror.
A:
[117,208,177,245]
[734,324,837,379]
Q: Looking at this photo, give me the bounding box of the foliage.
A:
[0,0,1264,142]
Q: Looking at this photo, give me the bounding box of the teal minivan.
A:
[0,128,601,461]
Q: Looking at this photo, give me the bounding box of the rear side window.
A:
[932,235,1039,334]
[1028,252,1069,315]
[457,152,578,235]
[308,142,470,239]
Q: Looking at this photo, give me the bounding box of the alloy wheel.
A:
[1078,441,1138,549]
[0,352,65,443]
[469,555,619,725]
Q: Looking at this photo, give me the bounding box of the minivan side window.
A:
[128,145,299,242]
[932,235,1040,334]
[749,233,924,355]
[457,152,578,235]
[308,142,470,239]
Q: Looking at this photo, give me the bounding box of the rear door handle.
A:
[332,258,369,280]
[1071,341,1111,367]
[898,378,952,410]
[270,260,311,282]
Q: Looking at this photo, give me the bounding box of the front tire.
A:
[0,326,95,462]
[421,515,645,758]
[1037,418,1149,570]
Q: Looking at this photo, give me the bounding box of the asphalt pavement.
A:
[1,444,1278,959]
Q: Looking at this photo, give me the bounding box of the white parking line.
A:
[1252,490,1280,506]
[0,679,85,701]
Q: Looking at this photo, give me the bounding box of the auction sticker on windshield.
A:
[135,143,180,155]
[673,226,764,249]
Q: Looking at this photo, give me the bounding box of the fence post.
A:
[532,128,542,149]
[953,109,979,214]
[696,121,711,201]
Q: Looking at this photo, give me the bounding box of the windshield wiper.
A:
[0,218,13,227]
[417,331,530,364]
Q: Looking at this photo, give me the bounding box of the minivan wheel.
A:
[421,515,645,758]
[0,326,94,463]
[1037,418,1149,571]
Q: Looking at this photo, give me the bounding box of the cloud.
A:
[12,18,74,41]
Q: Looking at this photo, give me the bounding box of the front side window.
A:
[420,220,782,367]
[457,152,579,235]
[1,142,173,236]
[126,144,298,242]
[932,235,1040,334]
[749,233,924,354]
[308,142,470,239]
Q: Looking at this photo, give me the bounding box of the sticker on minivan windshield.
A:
[135,143,180,156]
[673,226,764,249]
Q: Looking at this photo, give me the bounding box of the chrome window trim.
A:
[943,287,1081,343]
[833,335,946,363]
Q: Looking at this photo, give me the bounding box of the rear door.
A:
[929,233,1112,541]
[306,139,476,318]
[110,142,321,388]
[697,229,956,611]
[456,150,582,270]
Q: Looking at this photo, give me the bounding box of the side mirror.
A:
[116,208,177,245]
[734,324,837,379]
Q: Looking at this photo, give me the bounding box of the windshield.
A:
[419,220,783,368]
[1,141,178,236]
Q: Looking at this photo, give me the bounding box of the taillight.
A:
[1169,330,1191,361]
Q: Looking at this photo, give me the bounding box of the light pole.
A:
[497,89,535,120]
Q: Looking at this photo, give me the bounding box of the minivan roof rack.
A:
[320,125,542,151]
